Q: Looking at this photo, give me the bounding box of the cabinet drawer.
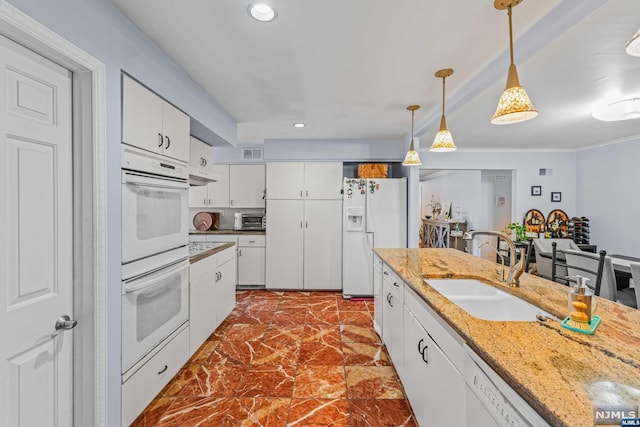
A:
[190,253,217,281]
[122,325,189,426]
[382,265,404,301]
[238,235,265,247]
[217,246,236,265]
[404,286,464,372]
[210,234,238,244]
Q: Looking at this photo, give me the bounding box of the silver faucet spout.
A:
[463,230,525,287]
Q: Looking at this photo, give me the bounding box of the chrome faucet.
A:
[479,241,506,282]
[463,230,525,287]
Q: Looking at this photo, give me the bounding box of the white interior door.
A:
[0,34,74,427]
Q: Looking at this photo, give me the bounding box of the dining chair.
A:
[628,261,640,309]
[561,249,637,308]
[535,238,580,280]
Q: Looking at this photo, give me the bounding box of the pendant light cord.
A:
[508,6,514,65]
[411,109,415,140]
[441,76,446,117]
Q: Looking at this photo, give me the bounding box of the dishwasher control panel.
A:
[469,364,527,427]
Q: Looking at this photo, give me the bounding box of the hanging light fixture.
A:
[491,0,538,125]
[402,105,422,166]
[430,68,457,152]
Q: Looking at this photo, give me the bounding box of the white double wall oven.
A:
[121,144,190,373]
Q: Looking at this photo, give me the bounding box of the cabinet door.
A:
[266,200,304,289]
[216,255,237,326]
[304,162,343,200]
[161,101,189,162]
[402,309,429,424]
[238,246,265,286]
[190,269,218,354]
[122,75,163,155]
[189,185,209,208]
[303,200,342,290]
[189,136,214,174]
[266,162,304,199]
[382,280,403,376]
[207,164,230,207]
[230,164,265,208]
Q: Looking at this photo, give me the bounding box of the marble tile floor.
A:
[132,290,417,426]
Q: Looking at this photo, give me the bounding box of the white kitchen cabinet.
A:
[266,162,342,200]
[189,247,237,354]
[189,164,229,208]
[373,254,383,336]
[238,235,266,287]
[229,164,265,207]
[122,75,189,162]
[403,308,466,427]
[381,268,404,377]
[189,136,215,174]
[122,324,189,426]
[266,199,341,290]
[303,200,342,290]
[266,200,304,289]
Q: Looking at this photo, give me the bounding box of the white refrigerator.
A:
[342,178,407,298]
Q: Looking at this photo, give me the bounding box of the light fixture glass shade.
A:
[625,28,640,57]
[491,85,538,124]
[592,97,640,122]
[402,141,422,166]
[430,129,456,152]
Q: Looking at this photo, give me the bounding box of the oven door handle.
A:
[123,171,189,190]
[124,262,189,294]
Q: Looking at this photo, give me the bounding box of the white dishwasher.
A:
[463,344,551,427]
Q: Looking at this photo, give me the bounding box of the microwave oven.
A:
[234,213,266,230]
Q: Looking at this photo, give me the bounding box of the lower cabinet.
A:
[381,268,404,379]
[122,324,189,426]
[190,246,237,354]
[237,235,266,287]
[403,308,465,426]
[372,255,383,335]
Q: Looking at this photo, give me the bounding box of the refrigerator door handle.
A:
[365,232,374,248]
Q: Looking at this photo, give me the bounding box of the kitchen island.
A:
[375,248,640,427]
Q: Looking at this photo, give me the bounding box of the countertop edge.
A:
[189,242,235,263]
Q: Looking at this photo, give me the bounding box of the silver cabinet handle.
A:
[305,221,308,228]
[208,198,212,205]
[421,344,429,364]
[306,190,308,197]
[158,133,163,147]
[418,338,425,354]
[299,190,303,198]
[230,199,234,206]
[157,365,168,375]
[248,240,255,244]
[165,135,171,149]
[238,249,242,256]
[204,198,207,206]
[393,281,399,288]
[300,221,303,228]
[383,271,389,276]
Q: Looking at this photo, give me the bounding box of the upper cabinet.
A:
[189,164,265,208]
[266,162,342,200]
[229,164,265,208]
[189,136,215,175]
[122,75,190,163]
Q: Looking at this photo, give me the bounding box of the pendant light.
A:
[430,68,457,152]
[491,0,538,125]
[402,105,422,166]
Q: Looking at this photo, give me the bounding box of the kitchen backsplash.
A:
[189,207,265,231]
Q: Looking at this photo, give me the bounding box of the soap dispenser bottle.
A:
[568,275,595,323]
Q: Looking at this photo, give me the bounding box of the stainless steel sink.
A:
[424,278,555,322]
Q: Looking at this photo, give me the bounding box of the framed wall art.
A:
[531,186,541,196]
[551,192,562,202]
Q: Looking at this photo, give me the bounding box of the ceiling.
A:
[110,0,640,150]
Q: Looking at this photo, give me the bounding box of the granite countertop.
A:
[189,229,266,235]
[374,248,640,427]
[189,242,235,263]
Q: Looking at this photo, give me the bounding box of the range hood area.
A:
[188,166,219,186]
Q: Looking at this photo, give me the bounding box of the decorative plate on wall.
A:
[547,209,569,236]
[523,209,546,234]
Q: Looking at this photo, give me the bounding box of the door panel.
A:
[304,200,342,290]
[0,34,73,427]
[266,162,304,199]
[304,162,342,199]
[122,75,163,155]
[161,101,189,162]
[266,200,304,289]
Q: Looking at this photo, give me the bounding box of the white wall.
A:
[264,138,404,161]
[4,0,237,424]
[415,149,577,225]
[420,170,483,228]
[577,138,640,256]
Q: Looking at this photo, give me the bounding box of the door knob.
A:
[55,315,78,331]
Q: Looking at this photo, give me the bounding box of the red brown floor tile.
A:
[135,290,416,426]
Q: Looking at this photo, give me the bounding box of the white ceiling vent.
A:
[243,148,263,160]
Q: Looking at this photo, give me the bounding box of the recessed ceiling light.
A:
[293,123,305,128]
[592,97,640,122]
[248,3,277,22]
